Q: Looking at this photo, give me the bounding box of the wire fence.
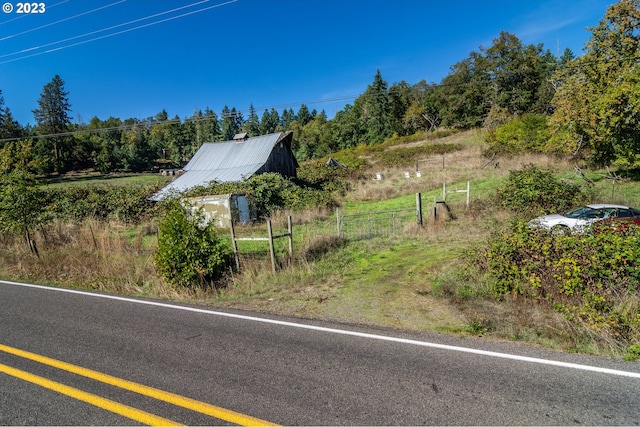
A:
[337,194,423,240]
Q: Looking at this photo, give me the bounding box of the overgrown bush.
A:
[484,114,549,156]
[43,185,158,223]
[154,200,233,288]
[186,171,344,217]
[497,165,591,218]
[482,220,640,347]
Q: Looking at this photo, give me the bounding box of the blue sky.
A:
[1,0,615,126]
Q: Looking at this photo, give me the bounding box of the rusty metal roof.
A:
[152,131,292,201]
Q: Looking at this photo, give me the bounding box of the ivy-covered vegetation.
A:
[497,165,592,218]
[482,221,640,346]
[476,164,639,348]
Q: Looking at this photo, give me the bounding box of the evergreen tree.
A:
[0,91,24,141]
[297,104,311,126]
[269,108,280,131]
[281,108,295,129]
[203,107,222,142]
[0,91,7,140]
[244,104,260,136]
[358,69,392,144]
[388,80,413,135]
[0,109,24,141]
[259,108,279,134]
[221,106,241,140]
[32,75,73,173]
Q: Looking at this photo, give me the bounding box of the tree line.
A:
[1,0,638,176]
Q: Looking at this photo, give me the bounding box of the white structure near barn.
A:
[184,193,255,229]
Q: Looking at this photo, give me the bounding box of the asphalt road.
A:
[1,279,639,425]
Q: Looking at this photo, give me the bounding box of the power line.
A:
[0,0,127,42]
[0,0,236,64]
[0,0,219,60]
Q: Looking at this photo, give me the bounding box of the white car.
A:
[529,204,640,232]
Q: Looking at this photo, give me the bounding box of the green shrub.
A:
[625,344,640,361]
[485,114,549,156]
[497,165,591,218]
[482,220,640,345]
[154,200,233,288]
[0,170,50,243]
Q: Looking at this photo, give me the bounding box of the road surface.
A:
[1,279,639,425]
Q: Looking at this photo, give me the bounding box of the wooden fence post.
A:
[416,192,423,227]
[230,220,240,270]
[267,220,276,273]
[287,215,293,264]
[466,180,470,208]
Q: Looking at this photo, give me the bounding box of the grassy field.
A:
[3,129,640,357]
[42,171,172,189]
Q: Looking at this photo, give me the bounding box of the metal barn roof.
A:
[152,131,294,201]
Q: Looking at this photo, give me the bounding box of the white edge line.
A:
[3,279,640,379]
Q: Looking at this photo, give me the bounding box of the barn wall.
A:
[258,141,297,178]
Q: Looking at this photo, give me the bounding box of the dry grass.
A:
[350,130,577,204]
[1,221,161,295]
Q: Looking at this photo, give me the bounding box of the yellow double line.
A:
[0,343,278,426]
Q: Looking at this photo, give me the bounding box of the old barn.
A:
[152,131,298,201]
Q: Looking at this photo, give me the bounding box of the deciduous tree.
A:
[549,0,640,164]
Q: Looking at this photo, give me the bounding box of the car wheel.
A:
[551,224,569,235]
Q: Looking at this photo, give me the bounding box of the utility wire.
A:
[0,0,236,63]
[0,0,214,59]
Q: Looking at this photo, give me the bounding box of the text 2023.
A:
[17,2,46,13]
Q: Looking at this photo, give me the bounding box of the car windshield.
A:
[564,207,593,218]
